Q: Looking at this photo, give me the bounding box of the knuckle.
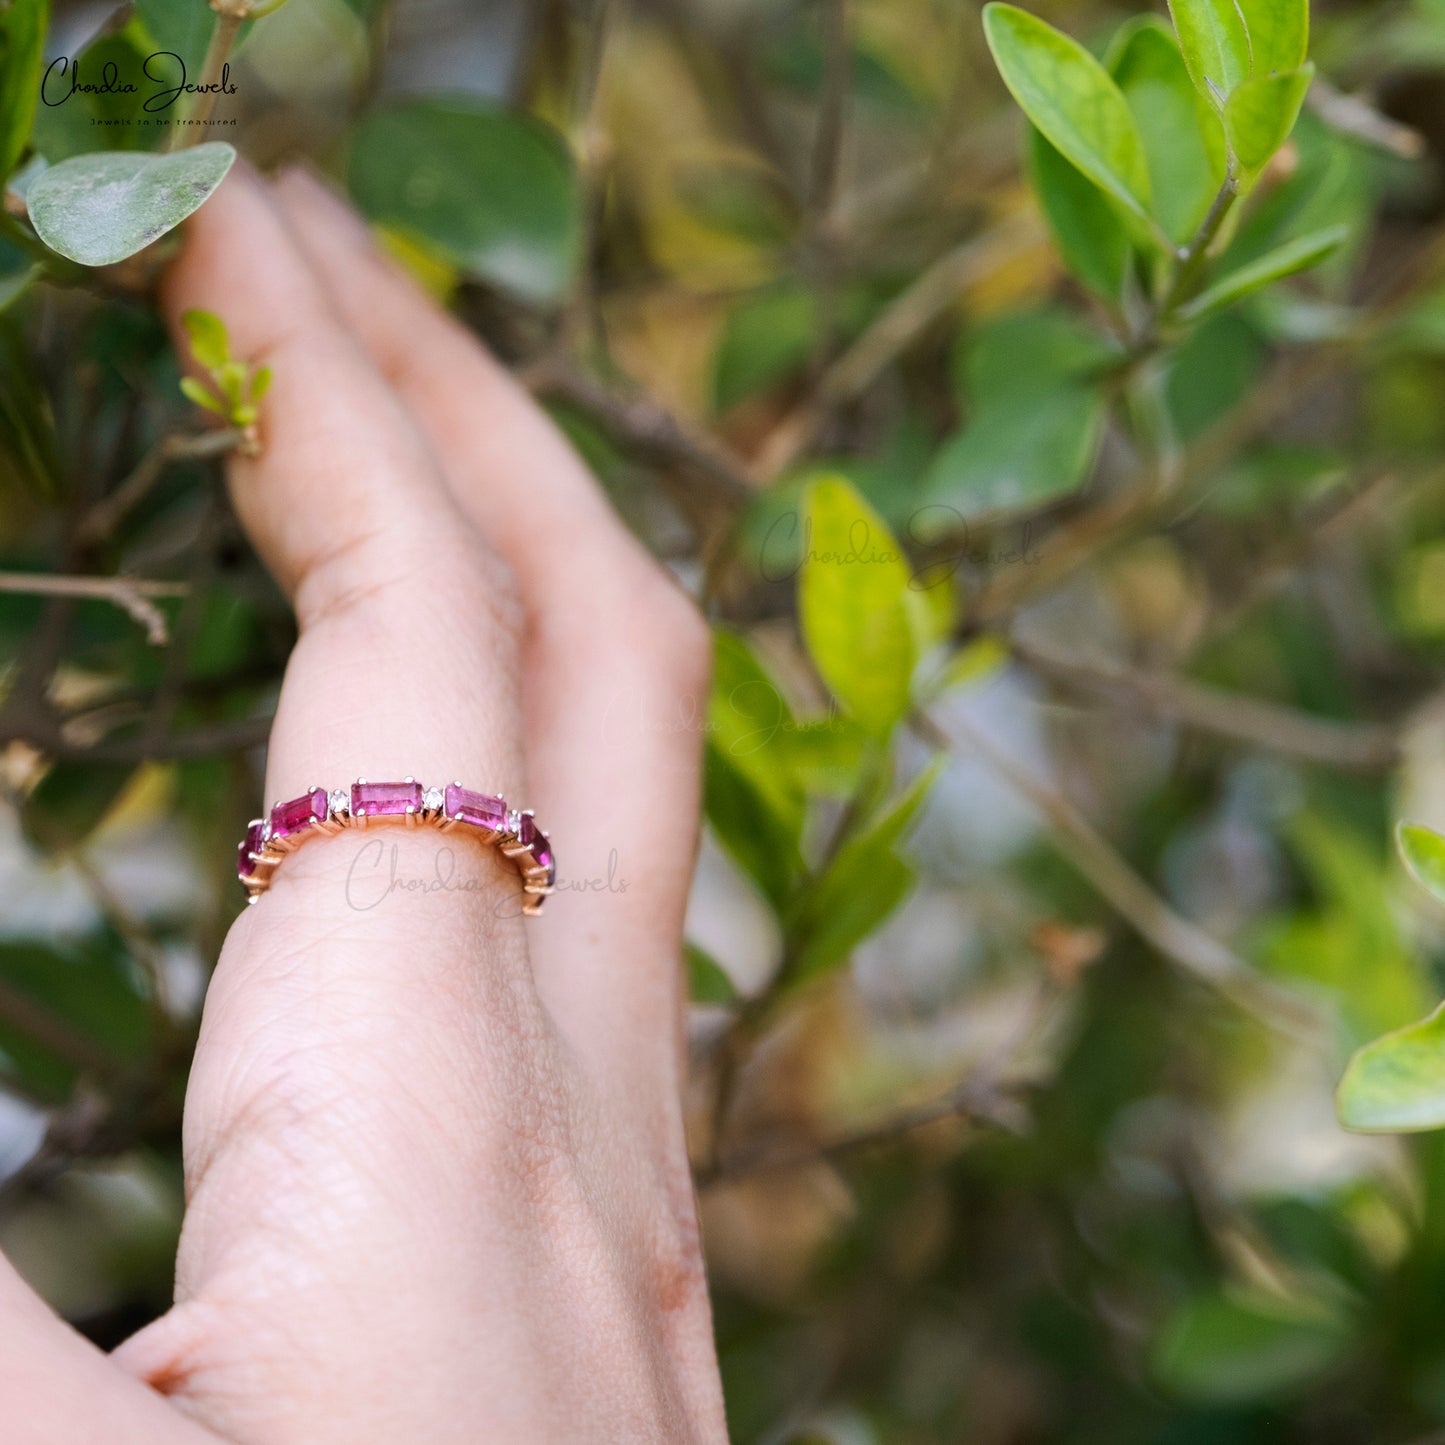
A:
[622,567,712,686]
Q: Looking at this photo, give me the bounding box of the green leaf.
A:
[704,738,803,913]
[799,475,917,736]
[926,388,1104,519]
[932,635,1010,696]
[1166,0,1251,103]
[349,100,579,304]
[182,308,230,371]
[1338,1001,1445,1132]
[686,943,738,1005]
[250,364,273,399]
[1027,127,1130,303]
[1153,1291,1355,1404]
[1239,0,1309,77]
[1399,821,1445,908]
[0,0,46,185]
[982,4,1153,231]
[925,308,1112,518]
[1175,224,1347,322]
[710,628,805,836]
[786,763,940,984]
[1110,18,1228,244]
[1225,64,1314,177]
[179,375,227,415]
[0,319,60,499]
[27,143,236,267]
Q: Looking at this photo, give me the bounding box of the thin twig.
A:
[79,428,244,544]
[1013,635,1401,773]
[754,210,1045,477]
[912,710,1323,1040]
[1,712,272,765]
[698,1075,1027,1187]
[0,573,186,645]
[524,355,755,506]
[166,0,247,151]
[1308,76,1425,159]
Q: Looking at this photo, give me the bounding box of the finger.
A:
[117,168,568,1438]
[0,1254,217,1444]
[273,169,711,1109]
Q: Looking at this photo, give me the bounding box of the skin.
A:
[0,166,728,1444]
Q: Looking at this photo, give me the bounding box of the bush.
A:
[6,0,1445,1437]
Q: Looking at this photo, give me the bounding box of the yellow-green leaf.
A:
[0,0,46,185]
[983,4,1153,231]
[1167,0,1251,103]
[1399,820,1445,908]
[1239,0,1309,78]
[182,308,230,372]
[798,475,916,736]
[1338,1001,1445,1133]
[1174,224,1347,322]
[1225,64,1313,177]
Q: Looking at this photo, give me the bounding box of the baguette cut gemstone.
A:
[518,813,555,885]
[352,780,423,816]
[444,783,507,832]
[532,830,555,886]
[271,788,327,838]
[237,820,266,879]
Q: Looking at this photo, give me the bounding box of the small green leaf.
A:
[982,4,1153,232]
[1153,1291,1355,1404]
[1110,18,1228,244]
[925,309,1112,518]
[250,364,273,399]
[704,738,803,913]
[349,100,579,304]
[1239,0,1309,78]
[799,475,916,736]
[785,763,941,984]
[1399,821,1445,908]
[182,308,230,372]
[710,628,804,836]
[932,635,1010,696]
[1166,0,1251,103]
[1028,127,1131,302]
[1175,224,1347,322]
[0,0,46,185]
[27,143,237,267]
[1225,64,1314,177]
[1338,1001,1445,1132]
[926,383,1104,519]
[686,943,739,1005]
[179,376,227,415]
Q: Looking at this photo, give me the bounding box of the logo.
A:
[41,52,237,116]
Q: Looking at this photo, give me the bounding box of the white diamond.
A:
[506,807,521,835]
[328,789,349,816]
[423,787,444,811]
[260,819,272,842]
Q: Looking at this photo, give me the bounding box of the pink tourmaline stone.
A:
[237,820,266,879]
[444,784,507,832]
[270,788,327,838]
[518,814,555,884]
[533,831,555,886]
[351,780,423,816]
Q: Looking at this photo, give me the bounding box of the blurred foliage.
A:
[10,0,1445,1440]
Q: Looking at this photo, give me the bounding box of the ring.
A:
[236,779,555,913]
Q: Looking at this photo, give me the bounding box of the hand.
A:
[0,164,726,1444]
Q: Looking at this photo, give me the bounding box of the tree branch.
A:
[912,710,1323,1040]
[1012,634,1401,773]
